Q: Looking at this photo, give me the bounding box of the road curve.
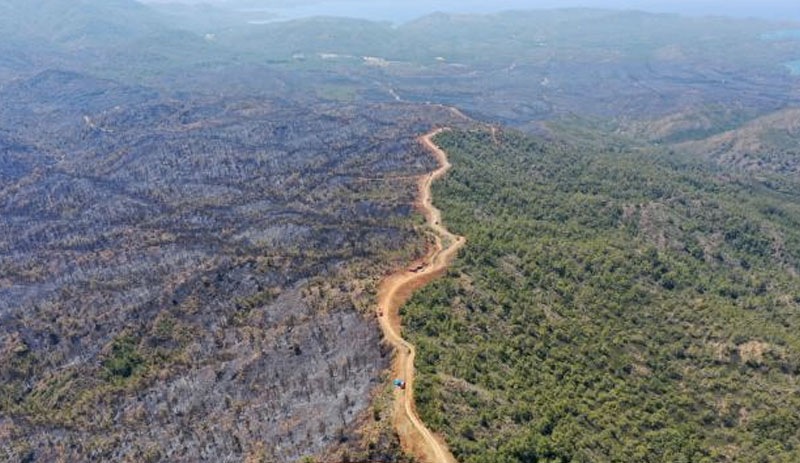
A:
[376,128,464,463]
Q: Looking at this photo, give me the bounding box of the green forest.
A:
[402,128,800,462]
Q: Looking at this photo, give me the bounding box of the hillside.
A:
[2,2,800,461]
[675,108,800,175]
[0,0,165,47]
[404,128,800,462]
[0,67,468,461]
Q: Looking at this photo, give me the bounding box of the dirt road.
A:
[376,128,464,463]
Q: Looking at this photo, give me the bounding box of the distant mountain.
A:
[0,0,167,48]
[143,1,253,34]
[220,16,395,58]
[0,1,229,86]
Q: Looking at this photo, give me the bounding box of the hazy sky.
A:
[143,0,800,22]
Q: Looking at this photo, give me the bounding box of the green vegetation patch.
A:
[403,128,800,462]
[102,335,145,380]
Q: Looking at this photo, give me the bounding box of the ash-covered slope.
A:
[0,68,463,461]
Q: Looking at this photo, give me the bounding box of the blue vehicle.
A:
[393,378,406,390]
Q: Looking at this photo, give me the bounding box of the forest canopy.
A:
[404,128,800,462]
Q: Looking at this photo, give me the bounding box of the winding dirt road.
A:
[376,128,464,463]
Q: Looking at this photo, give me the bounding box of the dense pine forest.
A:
[404,128,800,462]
